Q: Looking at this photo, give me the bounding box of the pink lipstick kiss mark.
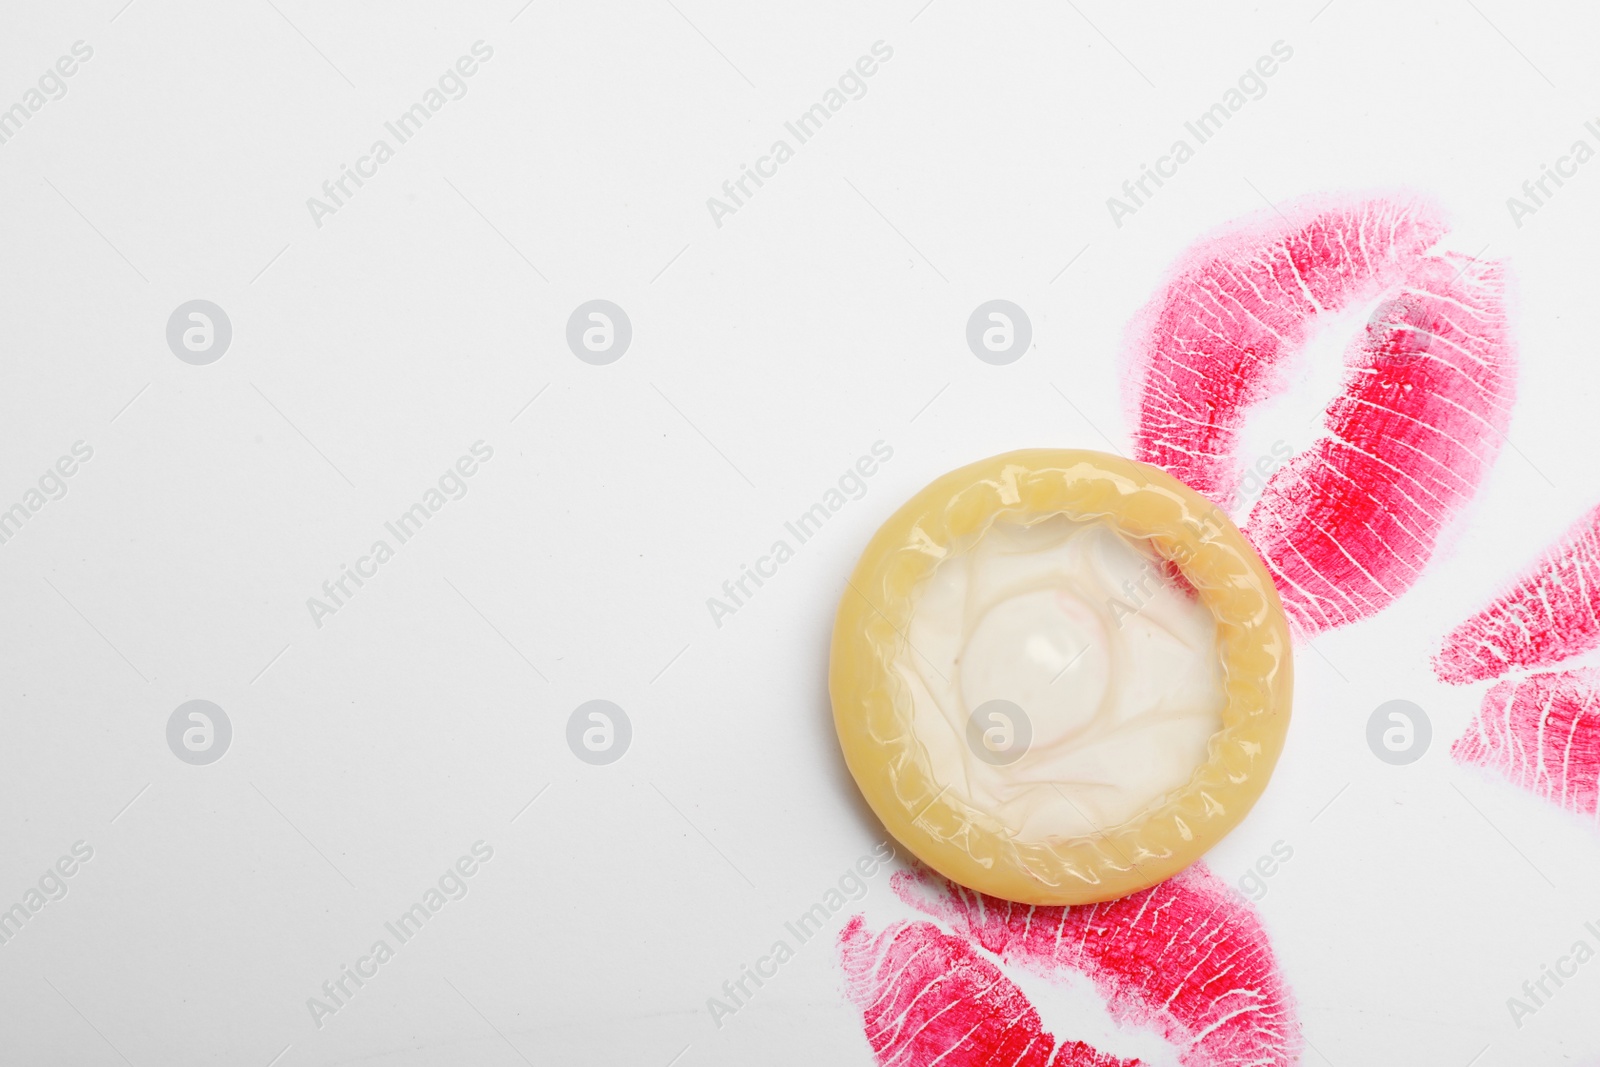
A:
[838,865,1299,1067]
[1452,669,1600,820]
[1124,196,1518,639]
[1435,503,1600,684]
[838,916,1141,1067]
[1438,505,1600,818]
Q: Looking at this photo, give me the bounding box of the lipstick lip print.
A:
[1450,668,1600,822]
[1436,503,1600,687]
[1438,504,1600,820]
[838,865,1300,1067]
[1123,193,1517,641]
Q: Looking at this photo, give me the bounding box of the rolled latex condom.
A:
[830,450,1292,905]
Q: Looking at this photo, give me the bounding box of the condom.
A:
[830,449,1292,905]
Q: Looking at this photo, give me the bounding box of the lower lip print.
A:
[1125,195,1517,640]
[1452,668,1600,819]
[838,864,1299,1067]
[1435,503,1600,685]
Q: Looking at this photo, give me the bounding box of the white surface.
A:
[1,1,1599,1064]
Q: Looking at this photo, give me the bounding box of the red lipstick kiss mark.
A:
[1452,669,1600,820]
[1125,196,1517,639]
[1436,503,1600,684]
[1438,505,1600,817]
[838,915,1140,1067]
[839,865,1299,1067]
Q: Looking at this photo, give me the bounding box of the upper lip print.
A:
[1437,504,1600,817]
[1124,195,1516,640]
[1435,502,1600,685]
[838,865,1298,1067]
[838,194,1525,1065]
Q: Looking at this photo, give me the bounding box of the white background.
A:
[2,1,1599,1064]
